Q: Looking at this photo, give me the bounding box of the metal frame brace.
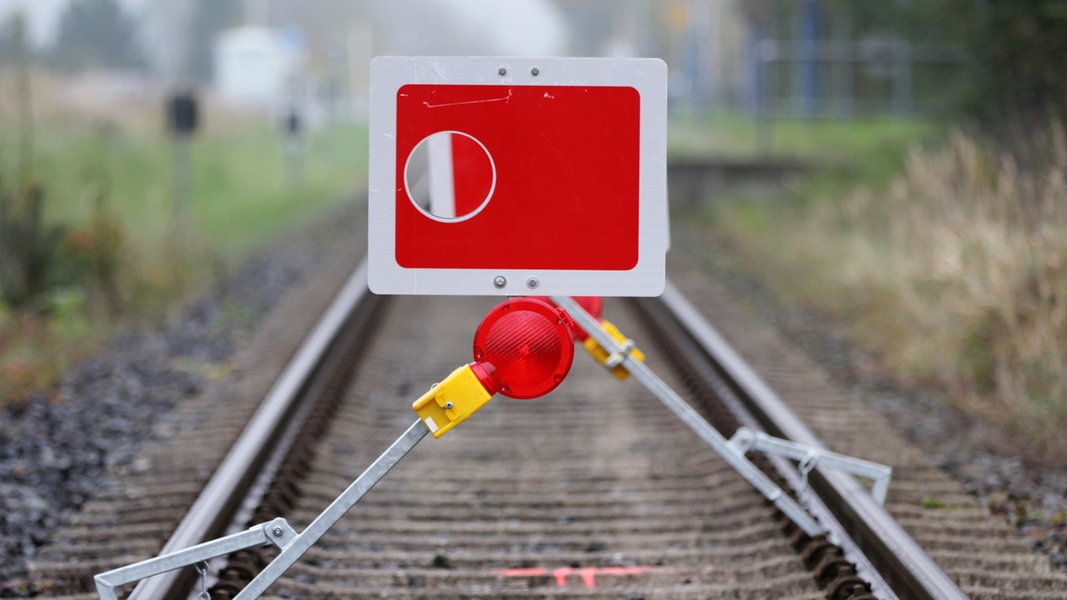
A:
[727,426,892,505]
[552,296,893,537]
[95,421,431,599]
[553,296,820,536]
[94,518,296,599]
[95,351,504,600]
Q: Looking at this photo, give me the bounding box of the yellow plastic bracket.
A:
[412,364,493,439]
[581,320,645,381]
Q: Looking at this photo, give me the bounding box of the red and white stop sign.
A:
[369,56,668,296]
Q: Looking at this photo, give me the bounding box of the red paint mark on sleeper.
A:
[497,565,657,589]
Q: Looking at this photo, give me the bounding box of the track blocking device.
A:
[95,55,897,600]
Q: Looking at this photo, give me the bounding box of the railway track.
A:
[29,243,1067,598]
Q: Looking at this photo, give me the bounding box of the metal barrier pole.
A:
[552,295,824,536]
[94,422,428,599]
[95,519,295,600]
[235,421,428,598]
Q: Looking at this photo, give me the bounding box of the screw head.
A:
[498,67,507,76]
[444,401,455,410]
[531,67,540,76]
[493,275,507,288]
[272,526,283,537]
[526,276,540,289]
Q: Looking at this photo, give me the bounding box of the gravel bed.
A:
[0,204,357,595]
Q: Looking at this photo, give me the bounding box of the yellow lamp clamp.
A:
[412,363,494,438]
[581,320,645,380]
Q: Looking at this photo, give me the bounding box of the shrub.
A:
[0,182,67,309]
[825,128,1067,458]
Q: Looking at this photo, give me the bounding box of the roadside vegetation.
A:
[0,70,369,403]
[680,1,1067,464]
[683,115,1067,462]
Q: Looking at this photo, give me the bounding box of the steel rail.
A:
[127,261,379,600]
[648,280,967,600]
[627,292,893,598]
[108,265,963,598]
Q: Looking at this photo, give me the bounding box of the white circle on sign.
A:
[403,131,496,222]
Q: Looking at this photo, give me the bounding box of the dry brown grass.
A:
[797,129,1067,458]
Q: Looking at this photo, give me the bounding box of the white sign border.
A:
[368,56,668,297]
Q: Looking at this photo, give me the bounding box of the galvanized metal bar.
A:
[629,291,896,599]
[94,518,294,600]
[552,295,823,537]
[235,420,429,598]
[126,262,372,600]
[729,426,893,505]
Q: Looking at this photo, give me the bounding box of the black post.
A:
[167,91,198,223]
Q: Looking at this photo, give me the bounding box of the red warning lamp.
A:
[413,297,575,437]
[473,297,574,399]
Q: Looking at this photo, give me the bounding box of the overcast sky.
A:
[1,0,157,47]
[0,0,568,55]
[428,0,566,55]
[1,0,64,47]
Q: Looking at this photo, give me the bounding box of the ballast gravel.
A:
[0,214,336,595]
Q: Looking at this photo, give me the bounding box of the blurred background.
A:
[1,0,1066,455]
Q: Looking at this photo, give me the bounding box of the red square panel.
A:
[395,84,640,270]
[369,57,667,297]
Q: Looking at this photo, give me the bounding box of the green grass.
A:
[0,109,369,401]
[668,110,935,167]
[674,112,940,310]
[190,121,368,258]
[22,115,368,269]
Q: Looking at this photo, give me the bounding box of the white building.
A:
[214,25,299,107]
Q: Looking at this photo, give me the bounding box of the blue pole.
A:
[802,0,819,116]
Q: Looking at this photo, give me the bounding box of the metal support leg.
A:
[234,420,428,598]
[728,427,892,505]
[94,421,428,599]
[94,518,296,600]
[552,296,825,537]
